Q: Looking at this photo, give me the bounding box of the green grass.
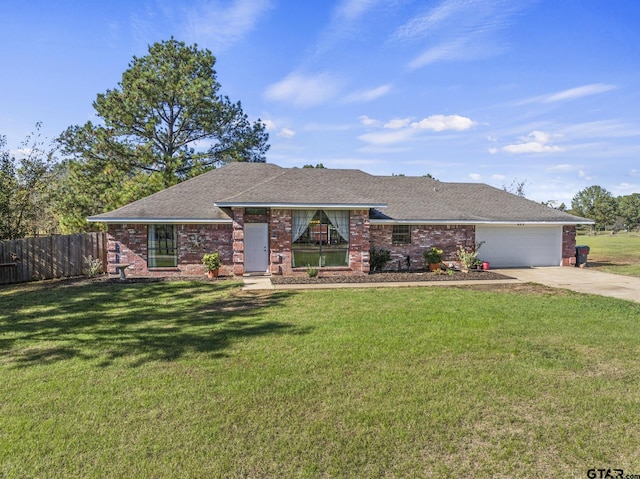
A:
[2,280,640,477]
[577,231,640,277]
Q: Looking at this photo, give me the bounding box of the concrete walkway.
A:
[493,267,640,303]
[243,268,640,303]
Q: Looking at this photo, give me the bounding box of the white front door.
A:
[244,223,269,272]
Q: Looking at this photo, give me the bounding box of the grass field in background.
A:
[2,280,640,478]
[576,231,640,277]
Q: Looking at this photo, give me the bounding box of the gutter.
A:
[370,219,595,225]
[213,202,388,209]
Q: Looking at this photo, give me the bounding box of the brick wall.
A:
[370,224,475,271]
[232,209,245,276]
[269,209,292,275]
[107,223,233,278]
[348,210,370,274]
[562,225,577,266]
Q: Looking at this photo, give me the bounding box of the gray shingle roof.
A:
[88,162,592,224]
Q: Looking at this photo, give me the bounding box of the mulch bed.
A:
[270,269,513,285]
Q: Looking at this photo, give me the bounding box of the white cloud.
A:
[384,118,411,129]
[278,128,296,138]
[334,0,380,22]
[502,130,564,154]
[358,128,416,145]
[262,119,276,131]
[344,84,392,103]
[546,164,576,172]
[578,170,593,180]
[518,83,617,105]
[264,72,344,107]
[468,173,482,181]
[301,122,354,132]
[410,115,475,132]
[359,115,380,126]
[491,174,506,180]
[614,182,640,193]
[313,0,384,55]
[544,83,616,103]
[408,38,473,69]
[358,113,476,146]
[395,0,533,69]
[182,0,273,51]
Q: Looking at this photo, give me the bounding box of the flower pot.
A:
[482,261,490,271]
[207,269,219,279]
[428,263,440,272]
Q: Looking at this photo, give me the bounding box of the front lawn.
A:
[576,231,640,277]
[1,280,639,477]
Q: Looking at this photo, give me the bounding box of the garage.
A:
[475,225,562,268]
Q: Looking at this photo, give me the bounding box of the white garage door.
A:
[475,225,562,268]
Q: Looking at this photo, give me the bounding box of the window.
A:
[292,210,349,267]
[148,224,177,267]
[245,207,267,215]
[392,225,411,244]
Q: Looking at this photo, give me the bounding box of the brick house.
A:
[88,162,593,278]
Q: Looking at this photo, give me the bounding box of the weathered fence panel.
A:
[0,233,107,285]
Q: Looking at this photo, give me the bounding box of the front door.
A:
[244,223,269,273]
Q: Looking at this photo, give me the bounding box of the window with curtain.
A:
[148,224,177,267]
[292,210,349,267]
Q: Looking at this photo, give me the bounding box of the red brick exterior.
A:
[562,225,577,266]
[106,217,578,278]
[269,209,292,275]
[107,223,233,278]
[370,224,476,271]
[232,209,245,276]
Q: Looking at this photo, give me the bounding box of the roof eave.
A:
[87,217,233,224]
[370,219,595,225]
[214,202,387,209]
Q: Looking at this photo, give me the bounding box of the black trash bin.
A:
[575,245,590,267]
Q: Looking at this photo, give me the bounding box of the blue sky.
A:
[1,0,639,204]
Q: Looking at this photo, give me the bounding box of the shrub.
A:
[370,248,391,272]
[306,265,319,278]
[456,242,484,271]
[83,255,104,278]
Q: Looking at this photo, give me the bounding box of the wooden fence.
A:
[0,233,107,285]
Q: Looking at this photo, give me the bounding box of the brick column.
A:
[269,209,292,275]
[232,208,245,275]
[561,225,577,266]
[349,209,370,274]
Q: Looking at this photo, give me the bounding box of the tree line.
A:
[1,39,638,240]
[570,185,640,232]
[0,38,269,240]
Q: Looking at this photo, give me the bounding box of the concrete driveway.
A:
[494,267,640,303]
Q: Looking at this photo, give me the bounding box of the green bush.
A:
[370,248,391,272]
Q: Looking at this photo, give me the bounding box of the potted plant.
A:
[202,252,221,279]
[423,247,443,271]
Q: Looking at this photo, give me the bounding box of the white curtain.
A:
[292,210,316,242]
[324,210,350,242]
